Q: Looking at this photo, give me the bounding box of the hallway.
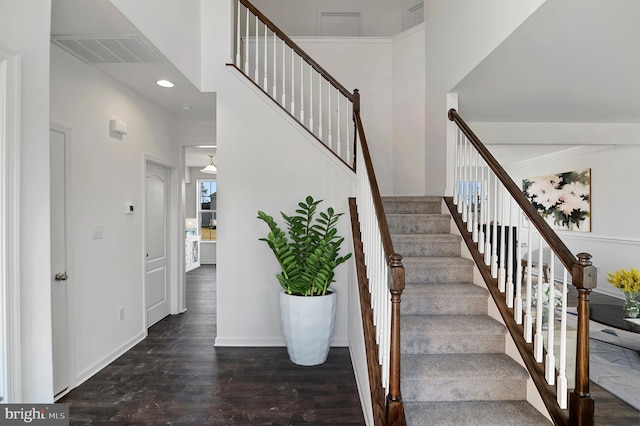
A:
[60,265,365,424]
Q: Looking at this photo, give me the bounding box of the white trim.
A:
[392,22,425,43]
[290,36,391,45]
[143,156,181,322]
[0,47,21,403]
[73,331,146,388]
[49,124,77,401]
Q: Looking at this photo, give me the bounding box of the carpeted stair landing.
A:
[383,196,551,425]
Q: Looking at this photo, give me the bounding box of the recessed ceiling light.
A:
[181,104,193,111]
[156,79,175,88]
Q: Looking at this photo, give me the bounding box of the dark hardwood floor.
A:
[60,265,639,425]
[60,265,365,425]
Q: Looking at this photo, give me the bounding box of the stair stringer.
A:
[441,198,553,423]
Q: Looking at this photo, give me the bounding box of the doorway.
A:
[145,161,172,327]
[50,127,70,397]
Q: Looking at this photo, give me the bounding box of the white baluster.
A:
[534,236,545,362]
[484,172,492,266]
[254,15,259,81]
[290,49,295,114]
[337,93,341,157]
[491,176,498,278]
[506,198,514,307]
[461,137,468,221]
[524,224,533,343]
[309,63,313,132]
[498,185,506,292]
[346,100,351,164]
[318,76,323,141]
[472,149,479,242]
[263,22,268,90]
[272,31,277,97]
[514,208,523,324]
[328,87,333,150]
[546,252,556,384]
[478,163,485,254]
[281,40,286,106]
[557,268,568,409]
[244,8,249,73]
[453,129,459,207]
[236,0,241,66]
[300,58,304,123]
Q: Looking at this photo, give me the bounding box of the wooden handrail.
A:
[238,0,354,101]
[353,90,405,426]
[448,109,596,425]
[353,91,394,260]
[448,109,578,275]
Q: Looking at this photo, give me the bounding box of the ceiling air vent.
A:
[51,34,166,64]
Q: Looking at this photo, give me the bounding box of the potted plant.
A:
[607,267,640,318]
[257,195,352,365]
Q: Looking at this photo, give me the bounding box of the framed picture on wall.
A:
[522,168,591,232]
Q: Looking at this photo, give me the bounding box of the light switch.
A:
[124,203,134,214]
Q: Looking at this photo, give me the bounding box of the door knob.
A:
[55,272,68,282]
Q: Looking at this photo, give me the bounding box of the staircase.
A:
[383,196,551,425]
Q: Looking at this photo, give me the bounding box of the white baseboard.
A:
[73,330,147,388]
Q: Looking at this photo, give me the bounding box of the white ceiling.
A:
[51,0,215,122]
[453,0,640,124]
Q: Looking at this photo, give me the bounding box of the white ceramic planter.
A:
[279,290,337,366]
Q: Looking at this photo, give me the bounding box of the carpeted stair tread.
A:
[402,256,474,284]
[403,283,489,316]
[402,353,528,381]
[404,400,551,425]
[392,233,461,257]
[387,214,451,234]
[382,197,442,214]
[401,315,505,354]
[401,353,529,402]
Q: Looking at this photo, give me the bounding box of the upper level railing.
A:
[448,109,596,425]
[231,2,405,424]
[233,0,356,169]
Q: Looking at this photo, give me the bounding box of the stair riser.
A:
[383,201,441,214]
[402,379,527,402]
[401,333,505,355]
[404,265,473,284]
[402,298,487,316]
[387,217,450,234]
[393,241,460,257]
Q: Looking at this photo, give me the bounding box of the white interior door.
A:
[50,128,69,396]
[146,162,171,327]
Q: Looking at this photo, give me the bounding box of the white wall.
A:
[212,68,355,346]
[472,121,640,298]
[424,0,546,195]
[392,24,426,195]
[0,0,53,403]
[50,45,180,385]
[251,0,415,37]
[296,37,393,195]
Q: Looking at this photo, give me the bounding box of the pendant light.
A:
[200,155,217,174]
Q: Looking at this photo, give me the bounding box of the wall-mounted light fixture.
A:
[109,118,128,135]
[200,155,217,174]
